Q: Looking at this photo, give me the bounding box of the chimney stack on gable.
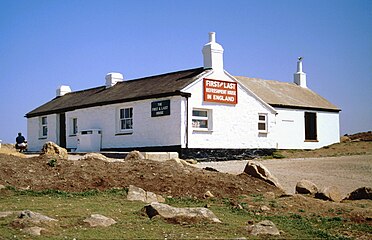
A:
[294,57,307,88]
[56,85,72,97]
[202,32,224,72]
[105,72,124,88]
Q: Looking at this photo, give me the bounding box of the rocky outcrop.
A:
[315,186,343,202]
[295,180,318,195]
[21,226,46,236]
[83,214,116,227]
[344,187,372,200]
[247,220,280,236]
[127,185,165,203]
[18,210,58,223]
[40,142,68,160]
[124,151,145,161]
[243,161,283,189]
[144,202,221,224]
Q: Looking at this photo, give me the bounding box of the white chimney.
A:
[105,72,124,88]
[294,57,307,88]
[202,32,224,72]
[56,85,72,97]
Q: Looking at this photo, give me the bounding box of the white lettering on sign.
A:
[203,78,238,104]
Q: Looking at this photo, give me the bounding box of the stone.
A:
[80,153,109,161]
[344,187,372,200]
[340,136,351,143]
[247,220,280,236]
[127,185,165,203]
[0,211,14,218]
[315,186,343,202]
[18,210,58,222]
[83,214,116,227]
[204,190,215,199]
[144,202,221,224]
[22,226,45,236]
[0,184,6,190]
[295,179,318,195]
[40,141,68,160]
[260,205,271,211]
[127,185,147,202]
[124,150,145,161]
[243,161,283,189]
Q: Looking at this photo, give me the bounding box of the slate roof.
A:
[26,67,340,118]
[26,67,208,118]
[235,76,340,111]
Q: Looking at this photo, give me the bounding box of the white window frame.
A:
[70,118,78,136]
[258,113,268,133]
[192,108,212,131]
[40,116,48,138]
[117,107,133,134]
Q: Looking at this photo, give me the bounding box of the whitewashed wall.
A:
[182,71,277,149]
[27,114,59,151]
[64,96,184,150]
[275,108,340,149]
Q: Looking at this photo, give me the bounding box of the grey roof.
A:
[26,67,208,118]
[235,76,340,111]
[26,67,340,118]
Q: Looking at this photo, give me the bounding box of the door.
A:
[59,113,66,148]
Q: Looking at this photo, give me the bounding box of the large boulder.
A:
[295,179,318,195]
[124,150,145,161]
[83,214,116,227]
[127,185,165,203]
[18,210,58,223]
[247,220,280,236]
[40,142,68,160]
[243,161,283,189]
[344,187,372,200]
[144,202,221,224]
[315,186,343,202]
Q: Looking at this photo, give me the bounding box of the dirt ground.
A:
[197,155,372,196]
[0,153,283,199]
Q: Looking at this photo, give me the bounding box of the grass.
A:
[1,188,370,239]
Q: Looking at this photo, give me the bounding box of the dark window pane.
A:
[258,123,266,131]
[192,110,207,117]
[305,112,317,140]
[259,115,266,121]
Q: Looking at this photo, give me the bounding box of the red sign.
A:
[203,78,238,104]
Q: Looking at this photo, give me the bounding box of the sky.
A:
[0,0,371,144]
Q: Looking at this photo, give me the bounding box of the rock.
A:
[204,190,214,199]
[344,187,372,200]
[124,150,145,161]
[40,141,68,159]
[0,184,5,190]
[144,202,221,224]
[22,226,45,236]
[18,210,58,222]
[83,214,116,227]
[295,179,318,195]
[315,186,343,202]
[80,153,109,161]
[247,220,280,236]
[243,161,283,189]
[340,136,351,143]
[260,205,271,211]
[127,185,165,203]
[0,211,14,218]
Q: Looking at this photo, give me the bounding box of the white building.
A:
[26,32,340,159]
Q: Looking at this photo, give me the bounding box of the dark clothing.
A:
[16,135,25,144]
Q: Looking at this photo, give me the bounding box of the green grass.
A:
[0,188,370,239]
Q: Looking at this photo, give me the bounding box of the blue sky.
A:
[0,0,371,144]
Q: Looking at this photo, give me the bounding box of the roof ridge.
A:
[125,67,205,82]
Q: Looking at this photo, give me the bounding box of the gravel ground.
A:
[197,155,372,196]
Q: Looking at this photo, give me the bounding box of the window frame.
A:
[39,116,48,138]
[192,108,212,131]
[258,113,268,133]
[70,118,78,136]
[117,107,133,134]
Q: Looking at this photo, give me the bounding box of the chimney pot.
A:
[105,72,124,88]
[56,85,72,97]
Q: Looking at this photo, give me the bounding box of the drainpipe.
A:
[185,95,189,149]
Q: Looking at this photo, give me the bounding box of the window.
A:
[71,118,78,135]
[192,109,211,130]
[40,116,48,137]
[305,112,317,141]
[258,114,268,133]
[119,107,133,131]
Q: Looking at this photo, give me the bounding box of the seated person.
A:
[15,132,27,152]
